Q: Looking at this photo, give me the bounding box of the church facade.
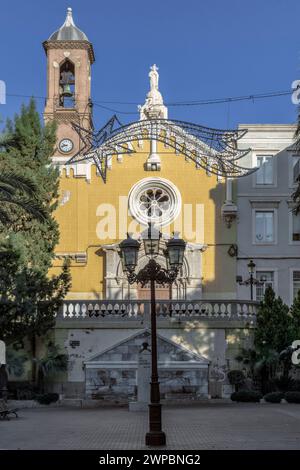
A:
[43,8,257,400]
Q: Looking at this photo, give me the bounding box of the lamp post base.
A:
[145,431,166,446]
[145,403,166,446]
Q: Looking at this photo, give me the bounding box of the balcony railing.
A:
[58,299,258,322]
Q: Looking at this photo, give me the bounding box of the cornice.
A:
[43,40,95,64]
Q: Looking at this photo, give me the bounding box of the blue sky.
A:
[0,0,300,130]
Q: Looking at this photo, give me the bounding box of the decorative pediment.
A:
[84,329,209,366]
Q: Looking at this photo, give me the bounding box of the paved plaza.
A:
[1,403,300,450]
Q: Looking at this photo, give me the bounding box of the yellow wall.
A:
[50,139,237,299]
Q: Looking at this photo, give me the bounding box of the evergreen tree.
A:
[0,99,59,274]
[255,286,291,353]
[255,286,293,387]
[289,289,300,341]
[0,100,71,382]
[0,235,71,347]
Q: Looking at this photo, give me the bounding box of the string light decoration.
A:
[67,115,255,183]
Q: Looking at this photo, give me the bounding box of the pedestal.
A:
[0,340,7,400]
[129,342,151,412]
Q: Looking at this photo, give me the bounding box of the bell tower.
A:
[43,7,95,158]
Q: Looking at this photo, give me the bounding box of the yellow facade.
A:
[50,138,237,300]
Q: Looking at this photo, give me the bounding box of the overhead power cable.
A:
[5,89,292,115]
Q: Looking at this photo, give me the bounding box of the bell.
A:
[61,84,73,98]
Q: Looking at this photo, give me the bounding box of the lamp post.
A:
[247,259,255,301]
[118,225,186,446]
[236,259,264,301]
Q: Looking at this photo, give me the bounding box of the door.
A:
[137,282,172,300]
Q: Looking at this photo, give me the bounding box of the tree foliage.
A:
[289,289,300,340]
[0,98,59,274]
[35,342,68,378]
[0,172,47,224]
[255,286,292,353]
[0,99,71,348]
[0,240,71,345]
[237,287,300,393]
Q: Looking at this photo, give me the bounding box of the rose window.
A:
[138,188,171,220]
[128,178,181,226]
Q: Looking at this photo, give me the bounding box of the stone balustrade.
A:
[58,299,258,321]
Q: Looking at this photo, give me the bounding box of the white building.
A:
[237,124,300,306]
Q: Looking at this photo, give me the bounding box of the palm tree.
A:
[0,171,47,224]
[236,347,279,394]
[6,350,27,377]
[33,343,68,392]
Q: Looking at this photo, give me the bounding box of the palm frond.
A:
[0,196,47,222]
[0,182,16,198]
[0,172,38,197]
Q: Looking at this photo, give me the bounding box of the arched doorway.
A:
[137,282,172,300]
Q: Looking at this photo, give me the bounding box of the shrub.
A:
[227,370,245,391]
[290,380,300,392]
[231,391,262,402]
[284,392,300,403]
[36,393,59,405]
[264,392,284,403]
[274,376,295,392]
[8,381,38,400]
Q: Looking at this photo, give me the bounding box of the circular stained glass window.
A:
[128,177,181,226]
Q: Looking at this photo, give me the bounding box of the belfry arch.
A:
[59,59,75,108]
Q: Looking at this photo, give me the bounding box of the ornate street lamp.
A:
[247,260,256,301]
[236,259,264,301]
[118,225,186,446]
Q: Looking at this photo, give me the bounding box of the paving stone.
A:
[1,403,300,450]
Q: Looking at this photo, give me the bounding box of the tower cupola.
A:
[49,7,89,41]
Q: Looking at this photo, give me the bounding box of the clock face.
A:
[59,139,74,153]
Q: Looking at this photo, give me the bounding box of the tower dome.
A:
[49,7,88,41]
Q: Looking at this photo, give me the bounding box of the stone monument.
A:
[0,340,8,399]
[129,341,151,411]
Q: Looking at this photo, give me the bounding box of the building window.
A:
[256,156,274,185]
[255,211,274,243]
[292,212,300,242]
[256,271,274,301]
[293,271,300,300]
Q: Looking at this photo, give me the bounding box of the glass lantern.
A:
[119,235,140,272]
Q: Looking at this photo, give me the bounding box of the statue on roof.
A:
[139,64,168,120]
[149,64,159,91]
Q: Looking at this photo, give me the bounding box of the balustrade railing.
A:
[58,299,258,321]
